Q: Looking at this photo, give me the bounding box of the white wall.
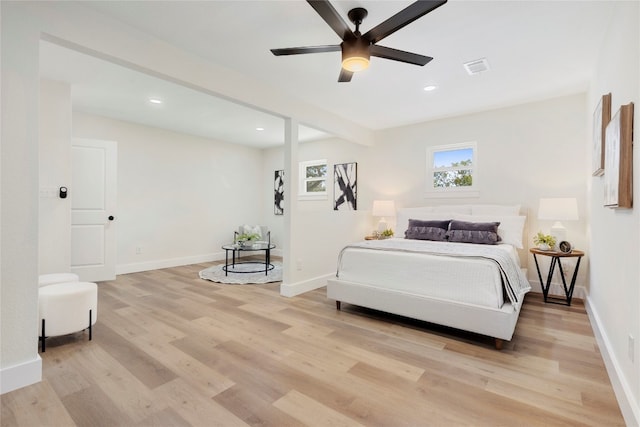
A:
[587,2,640,424]
[266,95,591,298]
[39,79,72,274]
[263,137,371,295]
[371,94,588,289]
[73,112,264,274]
[0,1,42,393]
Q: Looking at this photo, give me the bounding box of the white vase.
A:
[538,243,550,251]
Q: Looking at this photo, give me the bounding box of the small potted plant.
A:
[533,232,556,251]
[379,229,394,239]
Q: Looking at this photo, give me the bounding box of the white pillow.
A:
[397,208,432,234]
[397,209,448,235]
[471,204,521,216]
[432,204,471,214]
[242,224,262,239]
[453,214,526,249]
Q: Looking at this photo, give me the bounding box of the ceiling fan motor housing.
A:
[341,36,371,70]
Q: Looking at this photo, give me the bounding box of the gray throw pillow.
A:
[446,229,500,245]
[406,226,448,241]
[449,220,500,233]
[447,220,501,244]
[405,219,451,241]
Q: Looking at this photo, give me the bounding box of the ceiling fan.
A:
[270,0,447,82]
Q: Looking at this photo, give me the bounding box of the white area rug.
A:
[199,261,282,284]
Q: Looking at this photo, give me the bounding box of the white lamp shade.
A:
[372,200,396,217]
[538,198,579,221]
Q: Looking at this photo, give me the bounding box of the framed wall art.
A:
[604,102,634,209]
[274,170,284,215]
[334,162,357,210]
[592,93,611,176]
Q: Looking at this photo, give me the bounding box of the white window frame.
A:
[425,141,479,198]
[298,159,328,200]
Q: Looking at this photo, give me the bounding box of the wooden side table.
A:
[530,248,584,306]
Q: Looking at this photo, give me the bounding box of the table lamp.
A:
[372,200,396,233]
[538,198,579,244]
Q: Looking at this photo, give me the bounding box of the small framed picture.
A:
[334,162,357,210]
[274,170,284,215]
[592,93,611,176]
[604,102,634,208]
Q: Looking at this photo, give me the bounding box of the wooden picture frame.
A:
[592,93,611,176]
[604,102,634,208]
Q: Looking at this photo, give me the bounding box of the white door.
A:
[71,138,117,282]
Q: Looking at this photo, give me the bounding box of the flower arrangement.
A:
[236,232,260,244]
[533,232,556,250]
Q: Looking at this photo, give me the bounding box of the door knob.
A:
[108,215,115,221]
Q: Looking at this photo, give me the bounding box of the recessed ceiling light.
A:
[423,85,438,92]
[256,127,265,131]
[148,98,162,104]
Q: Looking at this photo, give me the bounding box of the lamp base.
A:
[377,218,388,233]
[550,222,566,248]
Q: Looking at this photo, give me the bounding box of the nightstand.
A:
[530,248,584,306]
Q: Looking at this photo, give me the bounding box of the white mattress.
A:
[336,239,524,309]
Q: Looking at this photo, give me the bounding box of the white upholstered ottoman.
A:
[38,281,97,352]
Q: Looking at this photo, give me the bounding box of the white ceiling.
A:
[39,1,616,147]
[39,41,329,148]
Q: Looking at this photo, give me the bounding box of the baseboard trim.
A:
[280,273,332,297]
[116,252,225,275]
[1,356,42,395]
[116,249,284,276]
[585,295,640,426]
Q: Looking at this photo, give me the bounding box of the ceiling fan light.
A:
[342,56,370,72]
[341,38,370,72]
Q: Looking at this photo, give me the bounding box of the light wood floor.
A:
[1,262,625,426]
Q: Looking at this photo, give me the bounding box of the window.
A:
[299,159,328,200]
[426,142,478,197]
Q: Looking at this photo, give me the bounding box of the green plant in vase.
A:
[533,232,556,250]
[380,229,394,239]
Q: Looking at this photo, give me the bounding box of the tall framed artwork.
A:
[604,102,634,209]
[592,93,611,176]
[334,162,357,210]
[274,170,284,215]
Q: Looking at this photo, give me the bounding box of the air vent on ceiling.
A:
[463,58,490,75]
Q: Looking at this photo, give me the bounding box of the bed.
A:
[326,205,531,349]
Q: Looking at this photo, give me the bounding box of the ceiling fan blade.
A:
[271,45,341,56]
[363,0,447,44]
[370,45,433,66]
[338,68,353,82]
[307,0,355,41]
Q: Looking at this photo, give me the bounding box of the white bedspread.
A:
[336,238,530,309]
